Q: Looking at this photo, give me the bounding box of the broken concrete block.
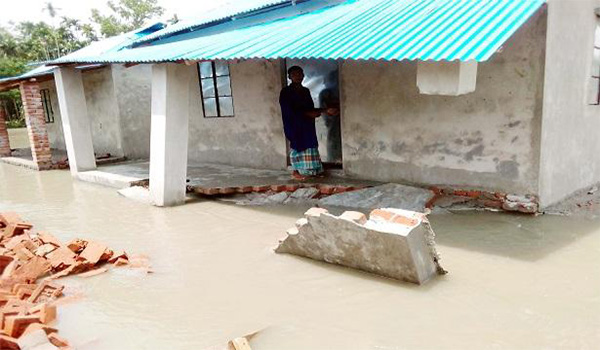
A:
[290,187,320,200]
[78,241,107,265]
[319,183,435,212]
[276,207,446,285]
[304,207,328,217]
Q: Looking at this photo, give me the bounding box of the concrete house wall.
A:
[339,7,547,195]
[82,66,124,158]
[38,80,66,150]
[112,64,153,160]
[188,59,288,170]
[538,0,600,208]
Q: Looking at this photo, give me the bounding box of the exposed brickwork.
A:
[428,186,540,214]
[187,183,367,197]
[19,82,52,170]
[0,108,11,157]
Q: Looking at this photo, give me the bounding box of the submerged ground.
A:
[0,162,598,350]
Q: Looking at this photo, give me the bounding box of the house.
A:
[0,23,165,170]
[3,0,599,212]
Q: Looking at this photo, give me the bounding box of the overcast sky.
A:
[0,0,231,27]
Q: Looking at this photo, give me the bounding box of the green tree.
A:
[91,0,165,37]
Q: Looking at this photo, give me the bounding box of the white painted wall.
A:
[538,0,600,207]
[340,8,547,195]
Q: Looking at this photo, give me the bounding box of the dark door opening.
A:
[284,59,343,169]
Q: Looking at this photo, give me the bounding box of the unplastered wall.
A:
[539,0,600,207]
[112,64,152,159]
[188,59,287,170]
[82,66,124,157]
[340,8,547,195]
[39,79,66,150]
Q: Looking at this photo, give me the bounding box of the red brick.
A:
[252,185,270,192]
[271,184,286,192]
[29,303,57,324]
[0,334,19,350]
[236,186,253,194]
[285,184,300,192]
[48,332,69,347]
[27,281,64,304]
[78,240,107,265]
[4,315,41,338]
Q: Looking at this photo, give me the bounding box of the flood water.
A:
[0,163,598,350]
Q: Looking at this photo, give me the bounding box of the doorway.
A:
[284,59,343,168]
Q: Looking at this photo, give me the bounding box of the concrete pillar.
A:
[0,108,11,157]
[20,81,52,170]
[54,67,96,175]
[149,63,194,207]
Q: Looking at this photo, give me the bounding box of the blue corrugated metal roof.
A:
[0,23,165,87]
[51,0,546,64]
[133,0,296,44]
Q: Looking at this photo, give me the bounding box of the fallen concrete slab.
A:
[276,207,446,285]
[319,183,435,212]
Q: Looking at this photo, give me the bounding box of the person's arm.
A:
[302,89,324,119]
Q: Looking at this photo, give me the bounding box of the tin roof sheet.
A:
[51,0,546,64]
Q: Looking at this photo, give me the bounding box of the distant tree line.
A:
[0,0,169,127]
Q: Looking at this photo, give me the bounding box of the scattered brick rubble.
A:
[428,187,540,214]
[276,207,447,285]
[188,183,365,197]
[0,212,142,350]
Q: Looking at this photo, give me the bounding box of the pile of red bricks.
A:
[0,212,136,350]
[189,183,365,197]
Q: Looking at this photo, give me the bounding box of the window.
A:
[40,89,54,123]
[198,61,234,118]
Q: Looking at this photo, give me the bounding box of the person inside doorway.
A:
[280,66,338,180]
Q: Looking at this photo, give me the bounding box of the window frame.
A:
[40,88,54,123]
[197,61,235,118]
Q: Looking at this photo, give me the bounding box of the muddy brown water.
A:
[0,163,598,350]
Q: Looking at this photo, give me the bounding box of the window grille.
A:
[198,61,235,118]
[40,89,54,123]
